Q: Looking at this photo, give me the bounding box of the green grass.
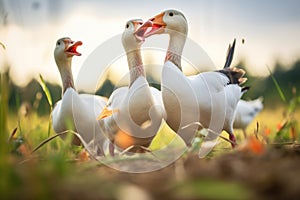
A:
[1,105,297,198]
[0,70,299,199]
[175,179,251,200]
[149,120,186,151]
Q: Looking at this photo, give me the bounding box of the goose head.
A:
[122,19,151,52]
[144,9,188,37]
[54,37,82,67]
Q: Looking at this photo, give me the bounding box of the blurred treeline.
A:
[1,59,300,116]
[239,59,300,106]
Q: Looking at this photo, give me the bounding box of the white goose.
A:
[234,97,264,137]
[143,10,247,153]
[52,37,107,154]
[98,20,164,154]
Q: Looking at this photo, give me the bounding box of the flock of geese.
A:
[51,9,263,157]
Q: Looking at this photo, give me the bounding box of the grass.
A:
[39,74,53,137]
[175,179,251,200]
[1,70,300,199]
[1,107,297,198]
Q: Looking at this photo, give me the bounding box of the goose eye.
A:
[57,41,61,45]
[126,23,129,29]
[169,12,174,17]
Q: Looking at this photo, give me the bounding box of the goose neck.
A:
[165,33,186,71]
[57,59,75,94]
[127,48,145,86]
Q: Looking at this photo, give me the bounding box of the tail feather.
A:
[218,67,247,85]
[239,78,248,85]
[217,38,247,86]
[241,86,250,93]
[224,38,236,68]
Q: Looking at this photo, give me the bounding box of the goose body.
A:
[161,60,243,145]
[233,97,263,137]
[52,88,107,143]
[98,20,164,153]
[51,37,107,154]
[143,10,247,152]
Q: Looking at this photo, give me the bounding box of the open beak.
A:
[144,12,166,38]
[64,40,82,56]
[97,106,119,120]
[134,20,153,41]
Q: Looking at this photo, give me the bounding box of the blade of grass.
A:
[267,65,286,103]
[181,122,237,146]
[39,74,53,109]
[0,72,9,154]
[0,42,5,50]
[31,132,65,154]
[0,73,9,135]
[31,130,99,161]
[7,127,18,143]
[39,74,53,136]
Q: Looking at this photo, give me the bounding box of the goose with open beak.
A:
[141,10,247,156]
[97,20,165,154]
[52,37,108,155]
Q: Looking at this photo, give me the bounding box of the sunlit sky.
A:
[0,0,300,91]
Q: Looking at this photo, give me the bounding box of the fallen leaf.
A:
[247,136,265,154]
[238,136,265,155]
[18,144,30,156]
[264,128,271,136]
[78,149,90,162]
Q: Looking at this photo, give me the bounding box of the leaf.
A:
[7,127,18,142]
[264,128,271,136]
[267,66,286,103]
[39,74,53,109]
[0,41,5,50]
[239,136,265,155]
[247,136,265,154]
[18,144,30,156]
[78,149,90,161]
[149,120,185,151]
[39,74,54,137]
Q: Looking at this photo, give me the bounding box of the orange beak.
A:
[143,12,167,38]
[97,106,119,120]
[149,12,166,26]
[134,20,152,41]
[64,39,82,56]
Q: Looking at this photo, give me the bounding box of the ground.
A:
[1,105,300,199]
[2,143,300,200]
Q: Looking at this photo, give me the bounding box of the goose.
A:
[97,19,164,154]
[234,97,264,138]
[142,10,247,154]
[52,37,108,155]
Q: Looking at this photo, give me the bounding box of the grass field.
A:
[1,108,300,199]
[1,71,300,199]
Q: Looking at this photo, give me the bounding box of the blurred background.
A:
[0,0,300,115]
